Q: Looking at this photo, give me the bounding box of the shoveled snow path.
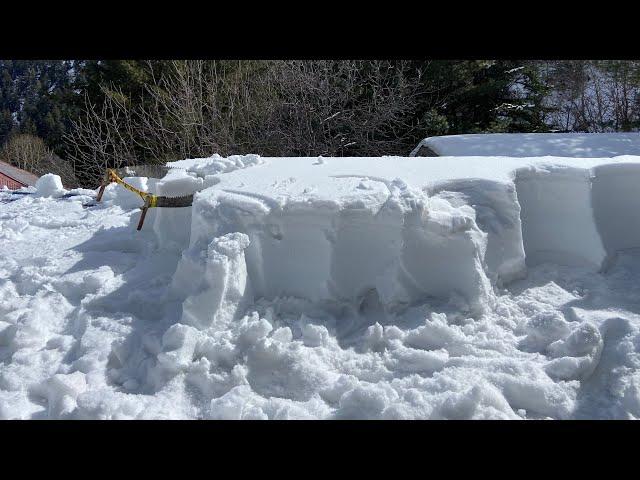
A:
[1,189,639,419]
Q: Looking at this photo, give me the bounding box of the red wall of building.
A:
[0,172,25,190]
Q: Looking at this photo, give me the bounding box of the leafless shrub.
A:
[36,152,78,187]
[63,60,423,186]
[541,60,640,132]
[1,133,52,170]
[1,133,77,187]
[64,88,139,186]
[135,60,266,161]
[239,61,413,156]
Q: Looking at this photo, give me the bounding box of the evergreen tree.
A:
[0,60,80,152]
[409,60,553,138]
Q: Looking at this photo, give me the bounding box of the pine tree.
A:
[0,60,79,152]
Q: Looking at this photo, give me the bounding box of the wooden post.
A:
[137,197,151,231]
[96,171,110,202]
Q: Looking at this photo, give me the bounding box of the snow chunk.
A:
[208,385,268,420]
[35,174,66,198]
[156,324,201,374]
[32,372,88,418]
[173,232,252,330]
[167,154,263,178]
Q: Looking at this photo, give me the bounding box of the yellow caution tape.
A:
[98,167,193,230]
[107,169,158,208]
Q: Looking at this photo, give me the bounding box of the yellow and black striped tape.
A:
[106,169,193,208]
[107,169,158,207]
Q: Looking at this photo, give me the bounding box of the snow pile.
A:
[35,174,66,198]
[167,153,263,179]
[2,152,640,419]
[411,133,640,157]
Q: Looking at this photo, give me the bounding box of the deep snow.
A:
[1,153,640,419]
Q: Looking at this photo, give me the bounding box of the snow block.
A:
[430,179,526,286]
[152,170,203,252]
[592,163,640,257]
[395,196,493,313]
[515,166,606,270]
[187,183,494,317]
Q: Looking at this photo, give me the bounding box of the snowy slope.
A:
[1,154,640,419]
[411,133,640,157]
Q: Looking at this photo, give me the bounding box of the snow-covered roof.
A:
[410,133,640,158]
[0,160,39,186]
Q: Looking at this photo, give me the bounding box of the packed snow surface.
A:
[2,153,640,419]
[411,133,640,157]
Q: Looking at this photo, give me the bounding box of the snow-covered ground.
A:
[411,133,640,157]
[2,154,640,419]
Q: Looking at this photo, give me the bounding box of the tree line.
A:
[1,60,639,187]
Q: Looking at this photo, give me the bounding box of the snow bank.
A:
[164,155,640,329]
[411,133,640,157]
